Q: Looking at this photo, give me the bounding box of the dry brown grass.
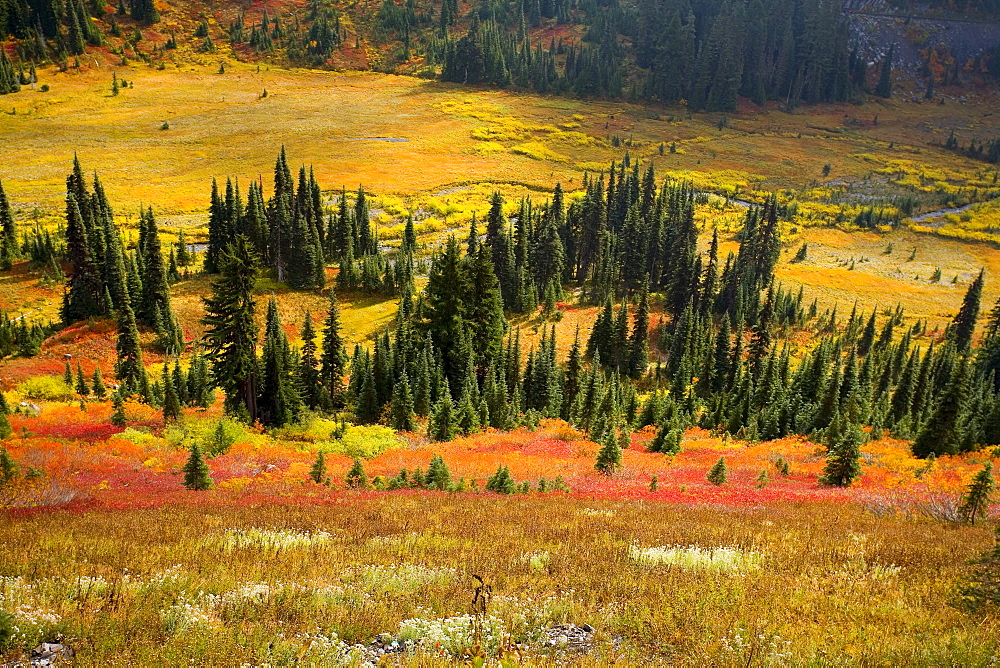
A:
[0,498,996,665]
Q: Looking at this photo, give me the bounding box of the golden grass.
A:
[0,498,995,665]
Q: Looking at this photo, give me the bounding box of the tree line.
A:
[4,151,1000,488]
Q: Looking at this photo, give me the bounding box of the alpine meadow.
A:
[3,0,1000,663]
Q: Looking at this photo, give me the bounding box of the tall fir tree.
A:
[201,235,260,422]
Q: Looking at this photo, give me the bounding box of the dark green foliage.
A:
[819,425,863,487]
[345,457,368,488]
[951,269,984,352]
[707,456,728,485]
[594,426,622,475]
[0,180,16,269]
[182,443,212,490]
[959,463,995,524]
[0,445,17,484]
[310,450,326,484]
[425,454,451,491]
[0,392,11,440]
[130,0,159,24]
[110,392,126,426]
[162,362,181,421]
[298,311,324,410]
[201,235,259,422]
[390,373,415,431]
[428,380,456,441]
[486,464,516,494]
[320,291,348,406]
[877,43,894,98]
[114,303,145,394]
[912,362,969,458]
[257,297,301,427]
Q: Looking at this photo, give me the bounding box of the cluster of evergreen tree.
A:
[231,3,343,67]
[0,50,22,94]
[201,234,349,426]
[433,0,866,109]
[59,157,182,358]
[944,130,1000,165]
[0,311,55,358]
[206,148,333,290]
[11,151,1000,487]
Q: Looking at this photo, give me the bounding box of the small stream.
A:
[908,203,976,226]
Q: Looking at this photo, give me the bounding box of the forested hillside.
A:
[2,0,998,107]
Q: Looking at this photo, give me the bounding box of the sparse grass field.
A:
[0,492,996,665]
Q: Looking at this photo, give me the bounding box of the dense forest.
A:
[2,0,998,108]
[3,150,1000,484]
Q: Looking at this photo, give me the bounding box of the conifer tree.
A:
[959,463,995,525]
[75,362,89,396]
[877,43,894,98]
[345,457,368,488]
[62,191,107,324]
[425,454,451,490]
[486,464,516,494]
[310,450,327,484]
[182,443,213,490]
[0,391,12,440]
[391,372,416,431]
[913,362,969,458]
[258,297,300,427]
[320,291,348,405]
[110,391,127,426]
[594,426,622,475]
[424,236,471,384]
[429,379,456,441]
[627,280,650,379]
[162,362,181,421]
[0,180,17,270]
[201,235,259,422]
[137,207,181,353]
[952,269,984,352]
[298,311,323,409]
[114,303,145,394]
[707,456,728,485]
[819,425,863,487]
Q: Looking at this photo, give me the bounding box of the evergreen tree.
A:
[62,191,106,324]
[110,391,127,426]
[162,362,181,421]
[627,280,650,379]
[0,180,17,270]
[707,456,728,485]
[819,425,863,487]
[429,379,456,441]
[345,457,368,488]
[75,362,89,396]
[959,463,995,525]
[310,450,327,483]
[877,43,894,98]
[0,391,11,440]
[298,310,323,409]
[258,297,300,427]
[952,269,985,352]
[486,464,517,494]
[182,443,213,490]
[201,235,260,422]
[320,290,348,405]
[594,426,622,475]
[114,303,145,394]
[425,453,451,490]
[913,362,969,458]
[391,372,416,431]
